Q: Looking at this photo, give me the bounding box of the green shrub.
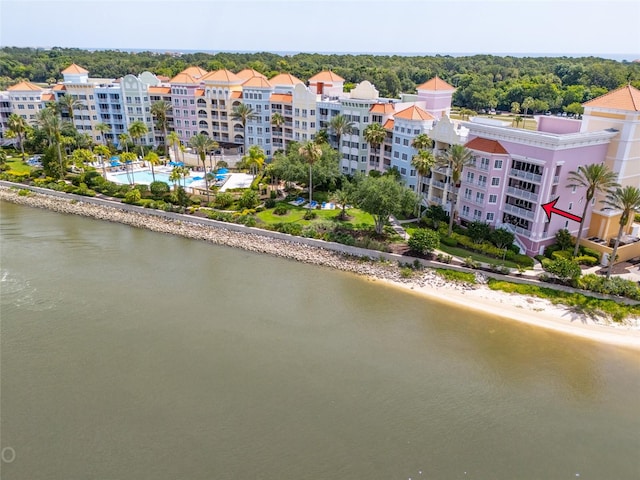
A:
[265,198,276,208]
[238,189,259,209]
[408,228,439,255]
[123,189,141,204]
[274,222,303,236]
[273,204,289,215]
[544,257,582,283]
[579,246,601,260]
[575,255,599,266]
[303,209,317,220]
[436,269,476,284]
[214,192,234,209]
[440,235,458,247]
[150,181,170,197]
[463,257,480,269]
[400,267,416,278]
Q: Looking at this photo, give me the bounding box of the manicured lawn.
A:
[5,157,31,175]
[256,203,374,227]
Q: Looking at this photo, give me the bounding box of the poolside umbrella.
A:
[110,160,121,166]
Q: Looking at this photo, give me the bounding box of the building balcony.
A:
[503,203,535,219]
[475,181,487,189]
[431,180,447,190]
[510,168,542,183]
[198,114,208,118]
[506,186,539,202]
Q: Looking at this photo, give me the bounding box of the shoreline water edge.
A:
[2,186,639,350]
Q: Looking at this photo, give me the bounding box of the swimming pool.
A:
[108,170,196,186]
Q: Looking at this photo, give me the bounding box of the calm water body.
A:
[1,202,639,479]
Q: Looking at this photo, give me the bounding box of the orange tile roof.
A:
[230,91,242,99]
[242,76,272,88]
[169,72,198,84]
[269,73,303,86]
[465,137,508,154]
[383,118,395,130]
[236,68,267,80]
[157,75,170,82]
[583,84,640,112]
[308,70,345,83]
[270,93,292,103]
[149,86,171,94]
[41,93,55,101]
[194,89,205,97]
[416,76,455,91]
[200,69,241,83]
[7,81,43,92]
[180,66,208,78]
[52,84,66,91]
[61,63,89,74]
[370,103,395,114]
[394,105,435,121]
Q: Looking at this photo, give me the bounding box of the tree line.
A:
[1,47,639,112]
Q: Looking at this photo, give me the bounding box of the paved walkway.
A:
[389,216,410,240]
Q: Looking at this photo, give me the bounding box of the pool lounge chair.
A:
[308,200,318,209]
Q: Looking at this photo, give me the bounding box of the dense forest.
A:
[1,47,639,113]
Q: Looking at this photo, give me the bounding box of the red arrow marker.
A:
[541,197,582,223]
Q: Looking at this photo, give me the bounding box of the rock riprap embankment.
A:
[0,187,459,289]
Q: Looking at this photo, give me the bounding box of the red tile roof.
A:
[41,93,55,101]
[169,72,198,84]
[230,91,242,99]
[180,66,208,78]
[200,69,241,83]
[270,93,292,103]
[416,76,455,91]
[194,89,205,97]
[52,84,66,91]
[269,73,303,86]
[308,70,345,83]
[149,86,171,94]
[242,76,272,88]
[383,118,394,130]
[370,103,395,114]
[7,81,43,92]
[236,68,267,80]
[394,105,435,121]
[465,137,508,154]
[61,63,89,74]
[583,84,640,112]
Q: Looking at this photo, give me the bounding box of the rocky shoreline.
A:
[0,186,456,289]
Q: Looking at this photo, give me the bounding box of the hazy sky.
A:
[1,0,639,58]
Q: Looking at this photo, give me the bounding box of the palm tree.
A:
[150,100,172,152]
[128,120,149,165]
[271,112,284,130]
[242,145,266,176]
[144,151,160,182]
[329,114,354,152]
[411,148,436,217]
[231,104,256,153]
[95,122,111,146]
[522,97,534,129]
[93,144,110,176]
[566,163,619,257]
[331,182,354,221]
[411,133,433,151]
[169,167,182,191]
[363,122,386,170]
[118,132,130,153]
[167,131,182,163]
[57,94,85,124]
[314,128,330,145]
[437,144,474,235]
[602,186,640,278]
[7,113,28,161]
[119,151,138,185]
[189,133,216,203]
[298,141,323,204]
[37,108,65,179]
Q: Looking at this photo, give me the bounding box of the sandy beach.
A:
[2,185,639,350]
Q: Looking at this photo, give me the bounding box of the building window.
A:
[401,153,408,161]
[400,168,406,175]
[466,172,474,182]
[489,194,497,204]
[403,139,409,146]
[491,177,500,186]
[486,212,494,221]
[494,159,503,169]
